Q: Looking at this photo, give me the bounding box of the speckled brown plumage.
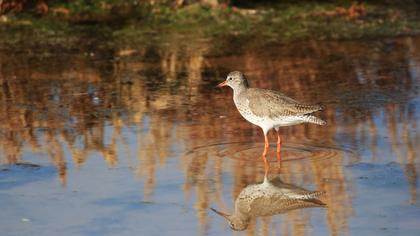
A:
[246,88,324,119]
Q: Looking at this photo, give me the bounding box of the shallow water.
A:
[0,36,419,236]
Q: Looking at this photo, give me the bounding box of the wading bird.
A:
[217,71,325,168]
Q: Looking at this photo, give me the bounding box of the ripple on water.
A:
[186,141,355,164]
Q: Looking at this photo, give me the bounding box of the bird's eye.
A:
[228,77,232,81]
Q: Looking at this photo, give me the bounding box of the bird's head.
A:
[210,207,249,231]
[217,71,249,90]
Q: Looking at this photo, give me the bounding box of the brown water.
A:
[0,36,419,236]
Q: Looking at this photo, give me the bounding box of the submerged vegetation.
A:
[0,0,419,48]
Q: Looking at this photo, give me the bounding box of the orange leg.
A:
[262,134,270,174]
[276,130,282,164]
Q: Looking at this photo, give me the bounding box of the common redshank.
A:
[217,71,325,168]
[211,174,326,231]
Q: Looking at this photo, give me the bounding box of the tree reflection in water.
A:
[0,36,419,235]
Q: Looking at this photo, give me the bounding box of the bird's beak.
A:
[216,80,228,88]
[210,208,230,219]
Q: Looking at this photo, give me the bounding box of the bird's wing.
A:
[248,195,326,216]
[246,88,323,118]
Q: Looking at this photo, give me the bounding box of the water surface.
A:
[0,36,419,236]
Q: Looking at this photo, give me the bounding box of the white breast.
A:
[234,98,265,126]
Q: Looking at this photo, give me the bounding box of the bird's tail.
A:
[294,190,325,200]
[302,191,327,207]
[296,104,324,114]
[307,190,326,199]
[303,115,326,125]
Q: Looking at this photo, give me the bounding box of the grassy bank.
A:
[0,1,419,49]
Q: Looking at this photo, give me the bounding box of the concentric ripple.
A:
[185,141,355,163]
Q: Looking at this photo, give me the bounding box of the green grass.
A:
[0,1,419,50]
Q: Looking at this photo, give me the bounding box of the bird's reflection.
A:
[211,174,326,231]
